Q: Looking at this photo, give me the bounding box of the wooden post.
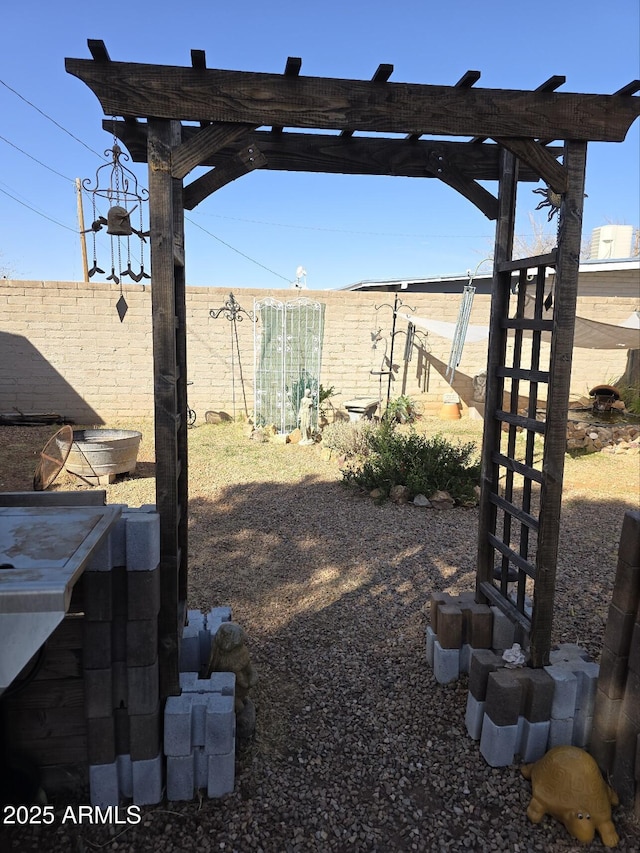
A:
[476,149,518,595]
[75,178,89,283]
[147,118,187,698]
[530,140,588,668]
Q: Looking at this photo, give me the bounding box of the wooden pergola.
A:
[66,41,639,696]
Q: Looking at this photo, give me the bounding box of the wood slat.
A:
[496,366,550,383]
[478,581,532,631]
[455,70,481,87]
[65,56,640,142]
[501,317,554,332]
[491,450,543,484]
[497,251,557,271]
[496,410,546,434]
[191,50,206,70]
[489,492,539,531]
[488,533,536,577]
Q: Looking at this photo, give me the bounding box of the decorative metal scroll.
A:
[209,292,255,420]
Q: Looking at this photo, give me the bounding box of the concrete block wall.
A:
[426,592,600,768]
[591,510,640,817]
[85,514,239,806]
[1,278,635,423]
[83,506,165,807]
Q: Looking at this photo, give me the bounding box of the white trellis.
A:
[253,297,325,434]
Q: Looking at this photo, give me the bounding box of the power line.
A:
[0,185,77,232]
[0,78,107,160]
[185,215,290,282]
[0,133,75,183]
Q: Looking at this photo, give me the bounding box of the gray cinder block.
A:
[548,717,574,748]
[84,668,113,719]
[484,669,523,727]
[191,696,207,747]
[83,621,112,670]
[572,709,593,749]
[89,761,120,807]
[491,606,515,652]
[127,567,161,621]
[194,746,208,789]
[479,716,519,767]
[86,716,116,766]
[570,660,600,712]
[518,719,550,763]
[129,702,162,762]
[127,619,158,668]
[544,665,578,719]
[127,660,159,715]
[468,648,503,701]
[180,671,235,696]
[167,753,195,802]
[549,644,591,664]
[425,625,436,668]
[433,640,460,684]
[164,695,194,756]
[464,692,485,741]
[82,570,113,621]
[206,606,231,628]
[459,643,472,675]
[125,513,160,571]
[117,754,133,799]
[207,750,235,798]
[205,694,236,755]
[132,752,163,805]
[518,669,554,723]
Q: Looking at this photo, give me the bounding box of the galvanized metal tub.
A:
[61,429,142,484]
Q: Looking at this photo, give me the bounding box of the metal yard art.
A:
[81,141,150,320]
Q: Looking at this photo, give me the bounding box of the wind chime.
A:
[209,293,255,420]
[82,142,150,321]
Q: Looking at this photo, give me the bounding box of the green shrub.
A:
[342,421,480,504]
[321,419,377,461]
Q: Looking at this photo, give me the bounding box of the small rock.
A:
[390,484,410,504]
[413,493,432,507]
[429,489,454,509]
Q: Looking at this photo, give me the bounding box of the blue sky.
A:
[1,1,638,289]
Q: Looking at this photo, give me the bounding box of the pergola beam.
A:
[66,54,640,142]
[105,120,560,183]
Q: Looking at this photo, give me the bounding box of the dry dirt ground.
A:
[1,418,639,852]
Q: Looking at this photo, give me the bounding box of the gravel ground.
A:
[1,420,639,852]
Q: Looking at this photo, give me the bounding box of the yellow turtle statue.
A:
[521,745,619,847]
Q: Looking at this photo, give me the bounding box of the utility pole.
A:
[75,178,89,282]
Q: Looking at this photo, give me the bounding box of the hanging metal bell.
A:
[106,205,134,236]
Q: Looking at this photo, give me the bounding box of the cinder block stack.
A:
[591,510,640,816]
[83,507,163,807]
[164,671,236,800]
[465,644,599,767]
[427,596,600,767]
[164,605,237,801]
